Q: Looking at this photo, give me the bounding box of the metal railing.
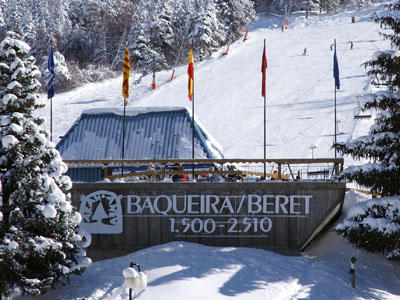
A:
[63,158,344,182]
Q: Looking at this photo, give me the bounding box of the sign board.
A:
[71,182,345,258]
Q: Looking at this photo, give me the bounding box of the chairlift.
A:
[354,96,371,119]
[307,169,329,177]
[306,162,330,180]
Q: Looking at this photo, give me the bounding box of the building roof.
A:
[56,106,223,160]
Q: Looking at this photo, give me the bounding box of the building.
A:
[56,106,223,182]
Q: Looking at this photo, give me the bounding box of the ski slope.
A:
[17,2,399,300]
[42,3,389,162]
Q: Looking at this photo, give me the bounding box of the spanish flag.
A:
[188,47,194,101]
[122,44,130,101]
[261,42,267,97]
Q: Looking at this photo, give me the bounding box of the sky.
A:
[17,1,400,299]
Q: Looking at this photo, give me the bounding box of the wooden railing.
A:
[63,158,344,181]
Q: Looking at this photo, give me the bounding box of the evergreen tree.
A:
[189,0,225,56]
[0,2,4,29]
[217,0,256,42]
[335,1,400,196]
[0,32,90,297]
[334,2,400,260]
[320,0,339,13]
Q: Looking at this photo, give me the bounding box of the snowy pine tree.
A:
[189,0,225,56]
[335,2,400,196]
[335,2,400,260]
[0,32,91,297]
[217,0,256,42]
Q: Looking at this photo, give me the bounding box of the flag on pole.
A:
[122,44,130,101]
[333,48,340,90]
[188,46,194,101]
[47,47,55,99]
[261,42,267,97]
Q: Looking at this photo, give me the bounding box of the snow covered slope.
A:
[42,3,389,161]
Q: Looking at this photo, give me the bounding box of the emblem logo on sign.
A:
[79,190,123,234]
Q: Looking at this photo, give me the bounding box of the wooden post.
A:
[104,165,108,179]
[335,163,340,176]
[278,163,282,180]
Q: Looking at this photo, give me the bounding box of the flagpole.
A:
[192,64,195,181]
[188,45,195,180]
[121,41,130,178]
[263,40,267,179]
[50,98,53,141]
[334,39,337,158]
[48,46,55,142]
[122,100,126,177]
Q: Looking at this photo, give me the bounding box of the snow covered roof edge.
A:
[82,106,186,117]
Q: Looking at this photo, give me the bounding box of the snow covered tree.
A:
[0,32,91,297]
[320,0,339,13]
[334,2,400,260]
[336,196,400,260]
[335,2,400,196]
[217,0,256,42]
[189,0,225,56]
[0,2,4,29]
[151,0,175,49]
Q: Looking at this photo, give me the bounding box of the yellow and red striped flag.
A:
[122,44,130,102]
[188,47,194,101]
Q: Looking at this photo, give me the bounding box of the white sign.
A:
[79,190,123,234]
[79,191,312,236]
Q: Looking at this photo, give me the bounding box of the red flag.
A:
[188,47,194,101]
[261,42,267,97]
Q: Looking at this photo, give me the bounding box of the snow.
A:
[122,267,138,278]
[7,80,22,90]
[77,228,92,248]
[0,37,31,55]
[2,135,18,148]
[32,133,47,145]
[2,94,17,105]
[10,57,22,71]
[83,106,187,116]
[7,240,18,251]
[12,112,24,120]
[12,2,400,299]
[0,117,10,129]
[42,204,57,218]
[10,123,23,134]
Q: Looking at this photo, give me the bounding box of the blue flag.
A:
[333,49,340,90]
[47,47,55,99]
